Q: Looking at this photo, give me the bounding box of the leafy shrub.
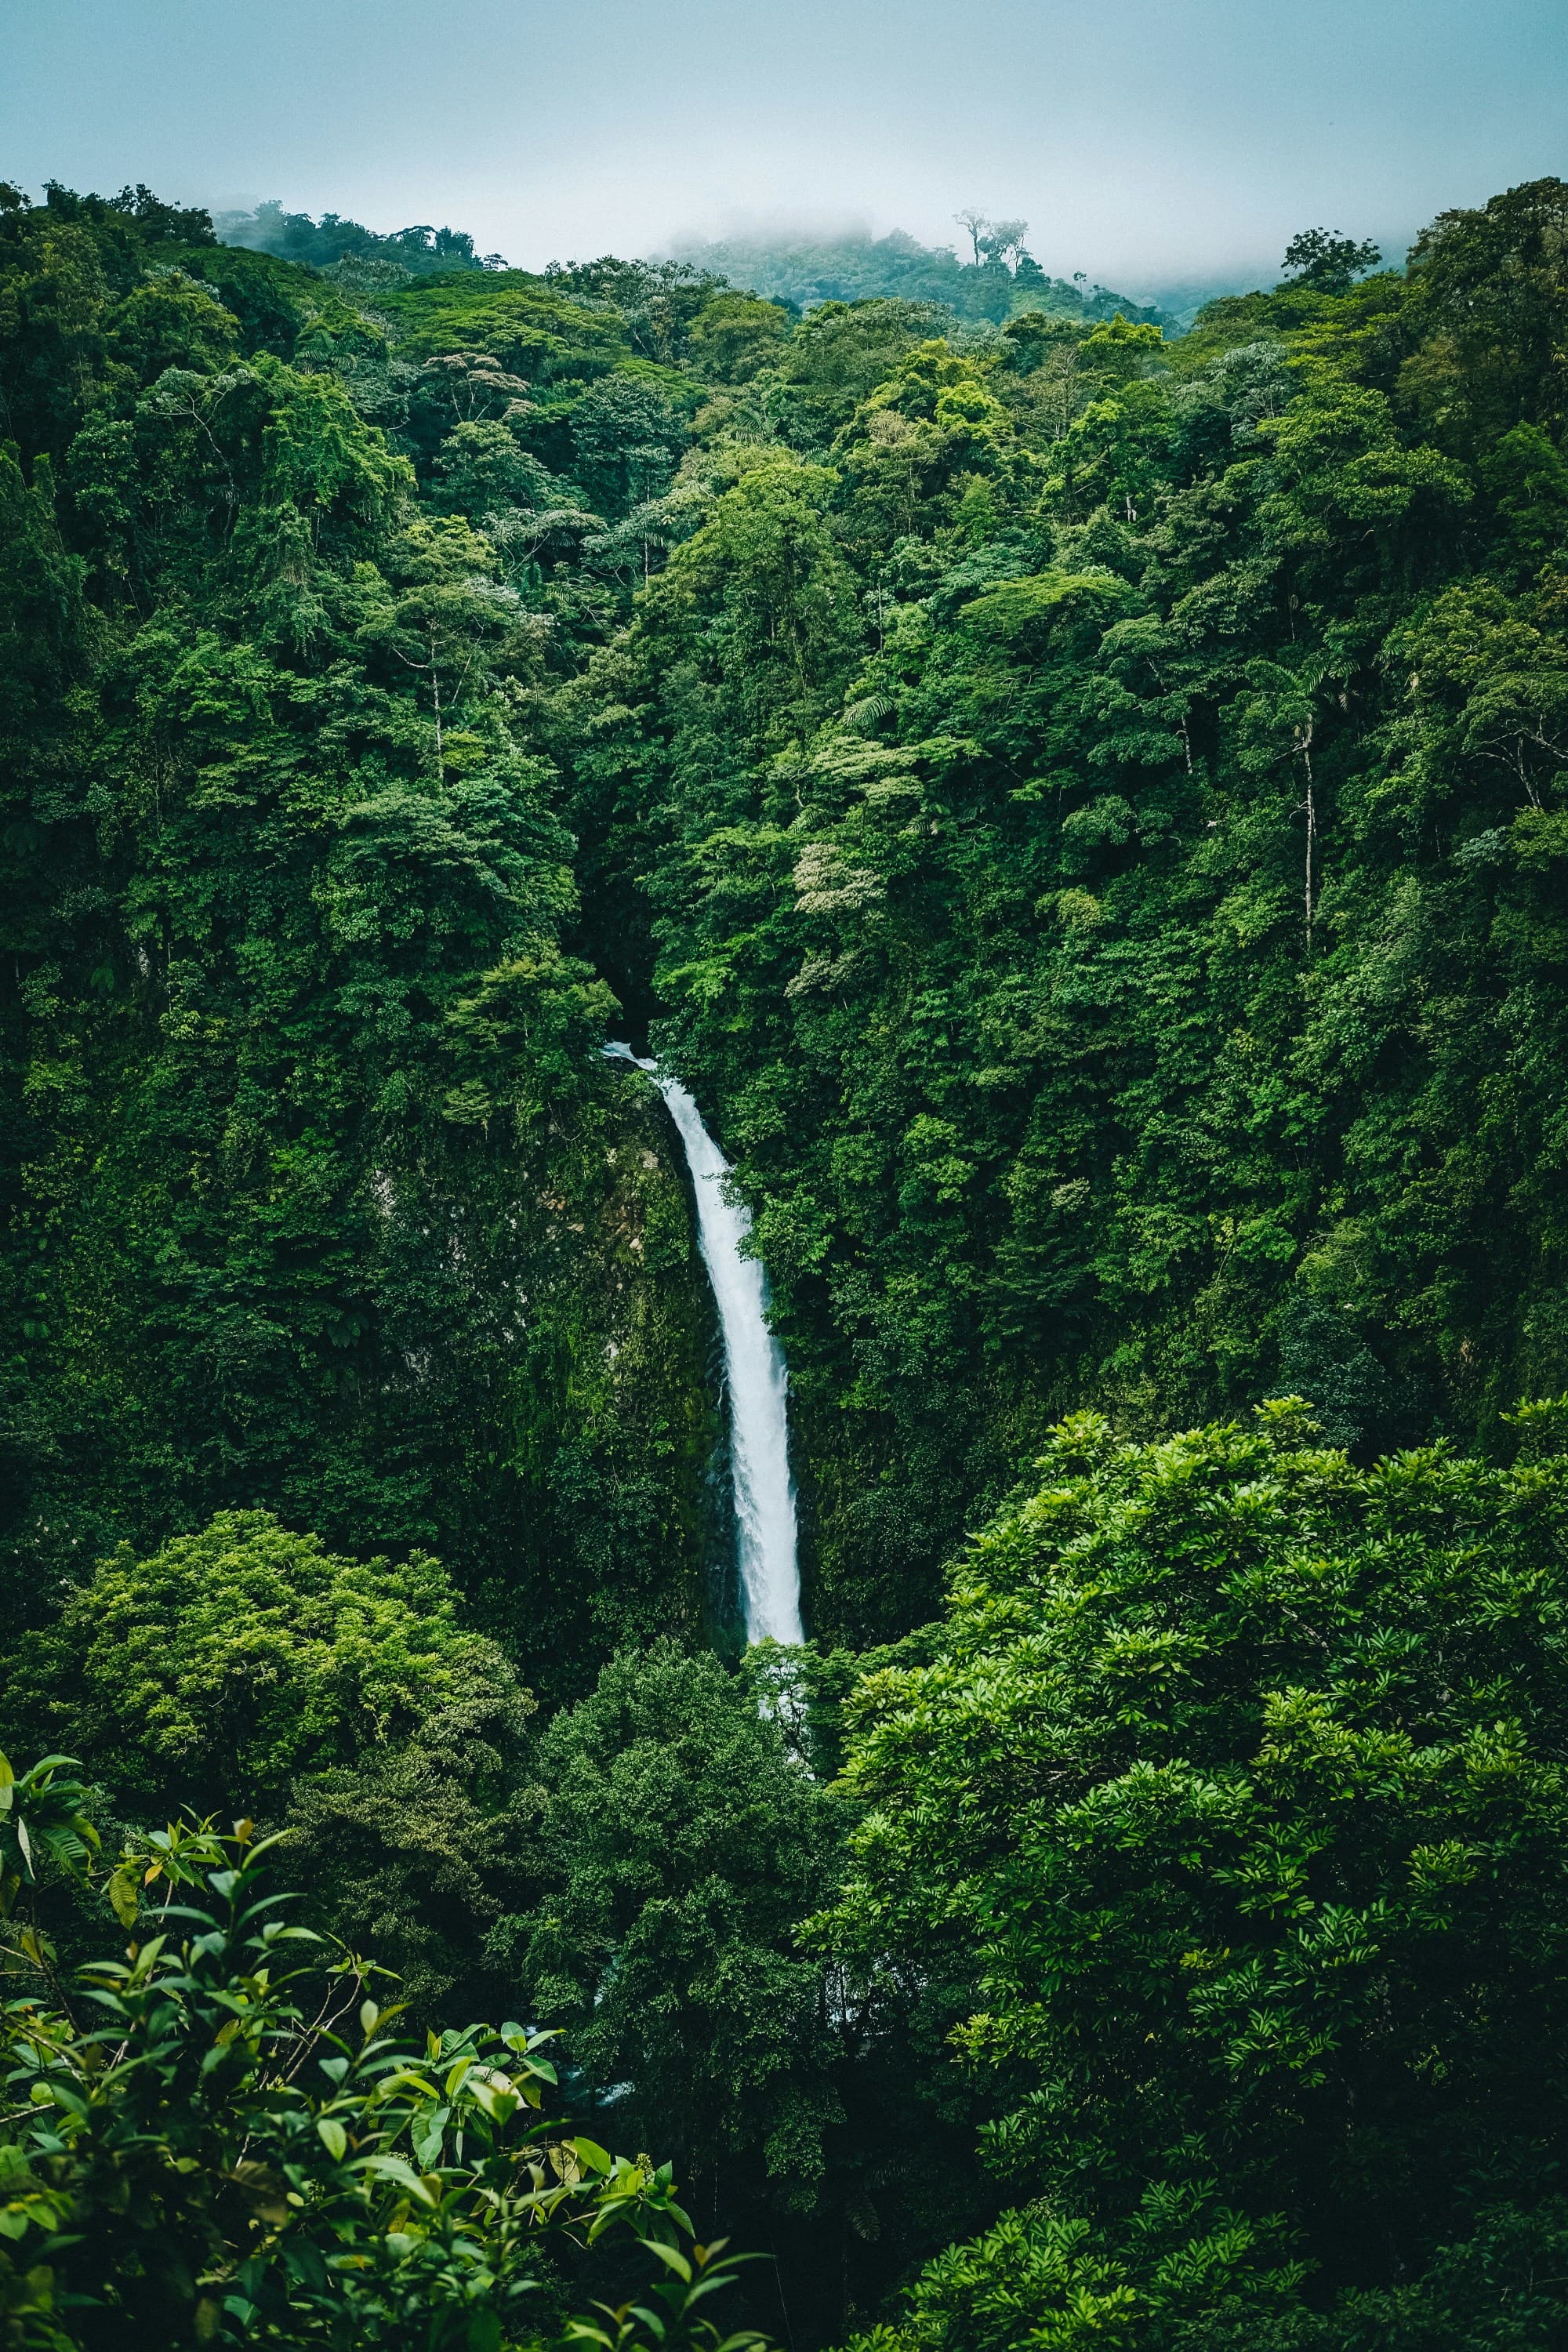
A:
[0,1798,768,2350]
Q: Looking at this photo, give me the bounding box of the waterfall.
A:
[605,1044,804,1646]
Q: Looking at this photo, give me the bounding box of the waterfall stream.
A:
[605,1044,804,1646]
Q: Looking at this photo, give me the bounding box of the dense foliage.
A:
[0,176,722,1700]
[826,1400,1568,2346]
[568,178,1568,1639]
[9,1512,525,1814]
[0,1798,765,2350]
[6,158,1568,2347]
[485,1641,987,2347]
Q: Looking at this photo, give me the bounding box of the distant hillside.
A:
[668,221,1167,326]
[213,199,506,281]
[212,201,1171,326]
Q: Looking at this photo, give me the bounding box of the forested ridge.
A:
[666,216,1169,328]
[5,171,1568,2349]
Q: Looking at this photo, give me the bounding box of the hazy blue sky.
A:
[2,0,1564,295]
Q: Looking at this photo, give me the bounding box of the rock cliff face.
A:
[489,1067,728,1697]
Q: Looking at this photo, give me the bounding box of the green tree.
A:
[4,1511,528,1822]
[1278,229,1381,296]
[1406,177,1568,441]
[827,1403,1568,2345]
[568,376,685,521]
[685,296,791,386]
[491,1644,836,2216]
[488,1642,989,2347]
[0,446,83,728]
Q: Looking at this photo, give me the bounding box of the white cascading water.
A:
[605,1044,804,1646]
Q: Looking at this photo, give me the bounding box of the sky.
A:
[2,0,1565,299]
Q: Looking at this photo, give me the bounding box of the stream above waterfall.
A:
[605,1044,804,1646]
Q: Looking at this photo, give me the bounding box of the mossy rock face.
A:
[487,1065,730,1698]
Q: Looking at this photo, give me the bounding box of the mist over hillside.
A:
[666,213,1171,324]
[209,192,1192,325]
